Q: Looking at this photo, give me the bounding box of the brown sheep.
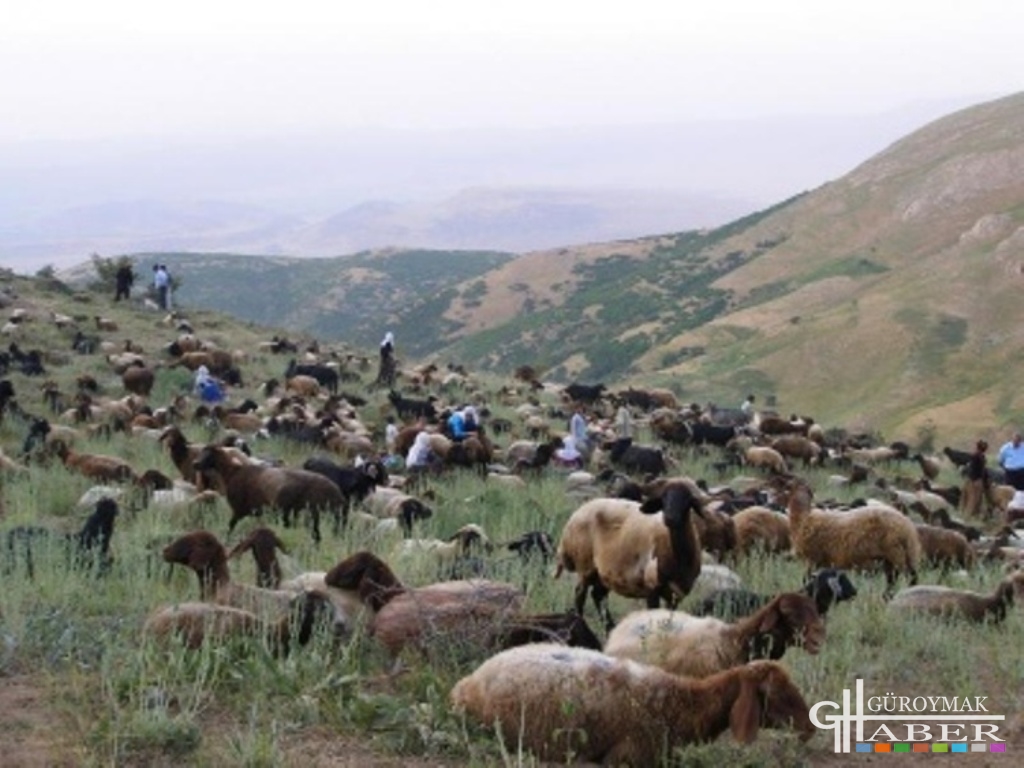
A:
[193,444,345,542]
[121,362,155,397]
[324,550,524,660]
[770,435,822,467]
[889,571,1024,624]
[732,506,792,556]
[171,349,234,375]
[159,426,204,485]
[94,316,119,332]
[285,374,321,398]
[50,439,136,483]
[228,527,289,588]
[915,524,975,571]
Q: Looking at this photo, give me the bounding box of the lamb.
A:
[555,479,705,629]
[4,497,120,578]
[604,593,824,679]
[395,523,491,577]
[914,524,975,571]
[693,568,859,621]
[450,648,814,765]
[888,571,1024,624]
[912,453,942,481]
[194,445,345,542]
[784,478,920,591]
[94,316,118,332]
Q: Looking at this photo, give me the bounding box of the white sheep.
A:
[450,645,815,764]
[604,593,824,678]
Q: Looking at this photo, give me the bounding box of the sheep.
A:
[4,497,120,578]
[121,362,155,396]
[301,456,389,518]
[555,479,705,629]
[227,527,288,588]
[693,568,859,621]
[741,445,789,474]
[914,524,975,571]
[395,523,491,577]
[693,507,737,562]
[770,435,822,467]
[731,506,792,556]
[50,439,137,484]
[783,478,920,591]
[888,571,1024,624]
[606,436,668,477]
[94,316,118,332]
[451,648,814,765]
[142,591,329,653]
[285,374,321,398]
[158,426,205,485]
[604,593,824,679]
[193,445,345,542]
[323,550,525,660]
[912,453,942,480]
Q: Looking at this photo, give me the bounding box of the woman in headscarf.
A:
[406,431,438,473]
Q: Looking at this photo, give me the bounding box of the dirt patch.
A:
[0,675,77,767]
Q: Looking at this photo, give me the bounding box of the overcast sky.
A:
[3,1,1020,143]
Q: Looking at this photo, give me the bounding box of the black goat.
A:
[563,382,606,404]
[4,497,120,578]
[302,456,389,518]
[943,446,974,468]
[388,390,438,421]
[606,436,668,477]
[693,568,858,621]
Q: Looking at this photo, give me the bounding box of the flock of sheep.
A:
[2,274,1024,765]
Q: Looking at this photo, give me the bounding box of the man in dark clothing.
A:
[114,263,135,302]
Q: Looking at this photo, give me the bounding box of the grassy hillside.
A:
[52,92,1024,442]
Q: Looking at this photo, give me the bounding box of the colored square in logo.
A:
[933,744,949,753]
[875,743,891,753]
[951,744,968,753]
[894,743,911,753]
[991,743,1006,753]
[972,743,988,752]
[855,744,872,753]
[913,744,930,753]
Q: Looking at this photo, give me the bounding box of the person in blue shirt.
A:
[448,406,479,441]
[998,432,1024,490]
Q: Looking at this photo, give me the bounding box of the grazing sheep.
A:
[606,436,668,477]
[395,523,491,576]
[227,527,288,588]
[741,445,789,474]
[770,436,822,467]
[142,592,329,653]
[731,506,792,555]
[324,550,525,660]
[158,426,205,485]
[555,479,705,629]
[121,362,155,396]
[605,593,824,678]
[194,445,345,542]
[784,479,920,591]
[693,568,859,621]
[94,316,119,332]
[912,453,942,481]
[302,456,389,519]
[4,497,120,578]
[914,524,975,571]
[50,439,137,483]
[451,648,814,765]
[889,572,1024,624]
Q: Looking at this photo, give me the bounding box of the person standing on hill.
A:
[377,331,396,387]
[998,432,1024,490]
[963,439,995,518]
[153,264,170,310]
[114,263,135,302]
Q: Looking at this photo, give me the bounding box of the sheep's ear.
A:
[729,672,762,743]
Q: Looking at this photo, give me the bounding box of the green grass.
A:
[1,271,1022,766]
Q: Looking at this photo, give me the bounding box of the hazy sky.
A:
[3,1,1020,142]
